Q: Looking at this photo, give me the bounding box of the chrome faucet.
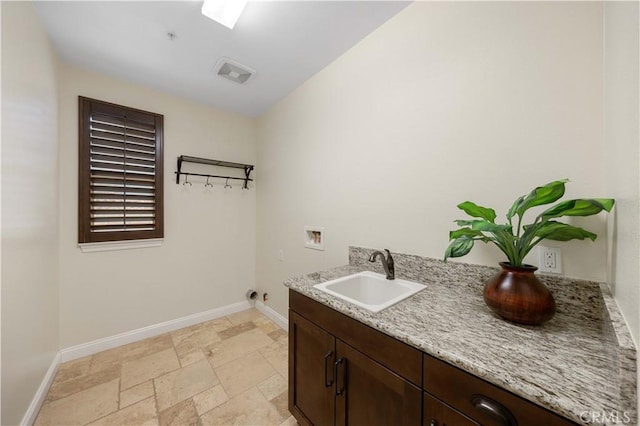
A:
[368,249,395,280]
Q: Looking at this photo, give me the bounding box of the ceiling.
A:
[34,1,410,118]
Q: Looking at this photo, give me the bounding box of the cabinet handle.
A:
[429,420,438,426]
[334,358,346,396]
[324,351,334,387]
[470,394,518,426]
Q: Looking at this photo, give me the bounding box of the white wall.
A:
[603,2,640,422]
[256,2,607,318]
[604,0,640,347]
[58,64,257,348]
[1,2,60,424]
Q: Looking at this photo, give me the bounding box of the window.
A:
[78,97,164,243]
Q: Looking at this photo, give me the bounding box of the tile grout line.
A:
[117,364,122,412]
[152,377,161,421]
[254,371,281,401]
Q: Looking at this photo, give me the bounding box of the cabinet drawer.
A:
[424,392,479,426]
[423,354,577,426]
[290,290,422,386]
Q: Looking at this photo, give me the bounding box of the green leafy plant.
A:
[444,179,615,267]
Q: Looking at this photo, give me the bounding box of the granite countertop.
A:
[284,246,637,426]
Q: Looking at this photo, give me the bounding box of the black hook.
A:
[183,174,192,186]
[225,178,232,189]
[205,176,213,188]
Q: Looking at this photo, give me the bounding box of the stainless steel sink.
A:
[314,271,425,313]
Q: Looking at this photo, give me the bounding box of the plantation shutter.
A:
[78,97,164,243]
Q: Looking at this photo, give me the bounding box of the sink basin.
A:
[313,271,425,313]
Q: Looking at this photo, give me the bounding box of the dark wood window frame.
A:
[78,97,164,243]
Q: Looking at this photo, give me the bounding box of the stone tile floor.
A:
[35,309,297,426]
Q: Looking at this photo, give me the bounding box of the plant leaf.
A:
[450,228,481,239]
[457,201,497,223]
[506,195,525,222]
[515,179,569,217]
[454,220,475,227]
[449,228,491,242]
[541,198,615,219]
[454,220,512,234]
[444,237,475,261]
[533,221,597,242]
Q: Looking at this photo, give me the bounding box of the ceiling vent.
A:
[213,57,255,85]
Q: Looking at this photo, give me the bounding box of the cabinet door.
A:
[424,392,479,426]
[289,311,336,426]
[335,340,421,426]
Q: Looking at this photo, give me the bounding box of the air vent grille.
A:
[213,57,255,85]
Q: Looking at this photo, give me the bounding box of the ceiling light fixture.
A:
[201,0,248,29]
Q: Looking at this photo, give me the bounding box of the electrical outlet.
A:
[538,246,562,274]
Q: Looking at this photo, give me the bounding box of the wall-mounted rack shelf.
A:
[175,155,254,189]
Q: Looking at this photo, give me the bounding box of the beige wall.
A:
[604,0,640,347]
[256,2,607,318]
[603,2,640,421]
[1,2,60,424]
[58,64,257,347]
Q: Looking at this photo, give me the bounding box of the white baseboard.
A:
[20,351,60,426]
[60,300,251,362]
[255,301,288,330]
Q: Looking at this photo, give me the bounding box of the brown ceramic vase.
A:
[483,262,556,325]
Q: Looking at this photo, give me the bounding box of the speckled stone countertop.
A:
[284,246,637,426]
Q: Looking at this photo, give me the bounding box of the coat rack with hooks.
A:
[175,155,254,189]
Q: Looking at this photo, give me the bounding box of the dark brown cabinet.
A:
[289,290,578,426]
[289,312,335,425]
[289,292,421,426]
